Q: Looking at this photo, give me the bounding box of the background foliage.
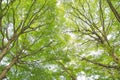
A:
[0,0,120,80]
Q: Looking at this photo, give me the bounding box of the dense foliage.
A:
[0,0,120,80]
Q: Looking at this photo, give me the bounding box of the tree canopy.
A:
[0,0,120,80]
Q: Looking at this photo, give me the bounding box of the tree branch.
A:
[57,61,76,80]
[0,33,18,62]
[0,55,19,80]
[107,0,120,23]
[81,57,120,70]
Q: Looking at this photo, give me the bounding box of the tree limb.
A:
[81,57,120,70]
[107,0,120,23]
[0,55,19,80]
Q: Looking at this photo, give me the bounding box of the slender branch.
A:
[81,57,120,70]
[20,41,53,59]
[2,0,16,17]
[0,0,2,31]
[99,0,105,34]
[57,61,76,80]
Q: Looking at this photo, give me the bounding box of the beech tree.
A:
[0,0,58,79]
[62,0,120,79]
